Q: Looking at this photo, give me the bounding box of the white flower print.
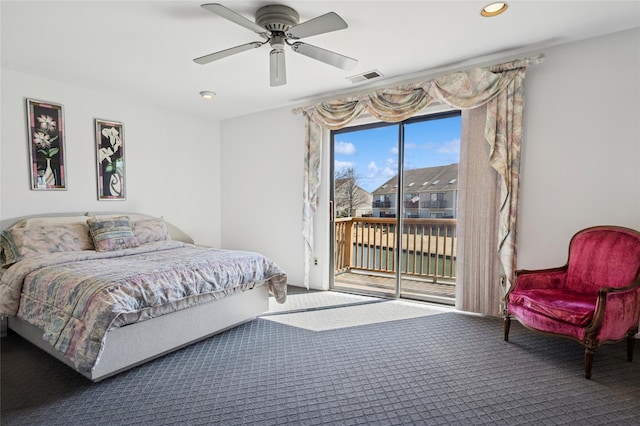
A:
[36,115,57,132]
[33,131,51,149]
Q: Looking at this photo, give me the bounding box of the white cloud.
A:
[334,160,355,173]
[437,138,461,155]
[360,161,397,192]
[335,141,356,155]
[367,161,396,179]
[381,167,396,178]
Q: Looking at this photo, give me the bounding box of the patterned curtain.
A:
[302,119,323,288]
[296,56,543,297]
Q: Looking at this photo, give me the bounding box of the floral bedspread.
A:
[0,241,287,373]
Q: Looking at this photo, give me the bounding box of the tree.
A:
[334,167,372,217]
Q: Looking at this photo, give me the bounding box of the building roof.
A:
[335,177,354,191]
[335,178,372,201]
[372,163,459,196]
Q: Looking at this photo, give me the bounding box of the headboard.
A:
[0,212,194,245]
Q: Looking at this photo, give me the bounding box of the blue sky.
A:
[334,115,462,192]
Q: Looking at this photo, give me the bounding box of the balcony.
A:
[334,217,456,303]
[403,200,419,209]
[421,200,447,208]
[373,200,391,208]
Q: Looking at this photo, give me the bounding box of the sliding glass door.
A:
[331,111,461,304]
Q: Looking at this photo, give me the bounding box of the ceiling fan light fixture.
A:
[199,91,216,100]
[270,49,286,86]
[269,33,286,51]
[481,2,508,17]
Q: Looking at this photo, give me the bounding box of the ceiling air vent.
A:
[347,70,383,84]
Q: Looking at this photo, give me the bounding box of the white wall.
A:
[0,69,222,247]
[220,28,640,288]
[220,107,320,287]
[518,28,640,268]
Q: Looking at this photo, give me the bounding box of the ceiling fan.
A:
[194,3,358,87]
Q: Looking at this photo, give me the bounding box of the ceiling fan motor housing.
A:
[255,5,299,32]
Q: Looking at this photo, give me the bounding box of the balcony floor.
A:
[333,271,456,305]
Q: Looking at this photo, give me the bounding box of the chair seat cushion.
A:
[509,289,597,326]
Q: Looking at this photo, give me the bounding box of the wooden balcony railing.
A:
[335,217,457,282]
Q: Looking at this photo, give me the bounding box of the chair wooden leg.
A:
[627,332,635,362]
[503,317,511,341]
[585,349,594,379]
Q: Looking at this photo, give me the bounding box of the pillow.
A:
[20,215,89,227]
[85,213,151,223]
[0,230,21,267]
[5,223,94,259]
[132,217,170,244]
[87,216,140,252]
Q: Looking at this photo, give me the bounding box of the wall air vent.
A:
[346,70,383,84]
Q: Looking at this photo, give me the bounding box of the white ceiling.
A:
[2,1,639,121]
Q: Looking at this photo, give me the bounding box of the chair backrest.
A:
[565,226,640,294]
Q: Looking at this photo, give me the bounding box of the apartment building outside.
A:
[371,163,458,219]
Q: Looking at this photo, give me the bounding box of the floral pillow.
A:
[0,230,21,267]
[132,217,170,245]
[87,216,140,252]
[4,223,94,261]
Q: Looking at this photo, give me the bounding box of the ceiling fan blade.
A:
[287,12,348,39]
[291,42,357,70]
[201,3,268,37]
[193,42,263,65]
[270,49,286,87]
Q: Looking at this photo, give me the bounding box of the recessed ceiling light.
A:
[481,2,508,17]
[199,91,216,100]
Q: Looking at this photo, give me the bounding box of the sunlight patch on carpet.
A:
[263,297,451,331]
[267,290,379,314]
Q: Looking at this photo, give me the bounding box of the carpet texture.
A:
[2,291,640,425]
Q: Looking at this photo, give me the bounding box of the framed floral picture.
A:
[95,119,126,200]
[26,99,67,190]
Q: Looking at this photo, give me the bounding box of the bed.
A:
[0,212,287,381]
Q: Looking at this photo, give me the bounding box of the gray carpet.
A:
[2,290,640,425]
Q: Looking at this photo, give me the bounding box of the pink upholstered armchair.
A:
[503,225,640,379]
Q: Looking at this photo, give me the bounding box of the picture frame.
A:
[95,119,126,200]
[26,99,67,190]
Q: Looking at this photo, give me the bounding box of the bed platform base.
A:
[8,285,269,382]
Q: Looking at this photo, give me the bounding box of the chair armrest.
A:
[511,266,568,293]
[587,279,640,342]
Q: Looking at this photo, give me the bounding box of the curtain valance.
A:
[296,56,542,127]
